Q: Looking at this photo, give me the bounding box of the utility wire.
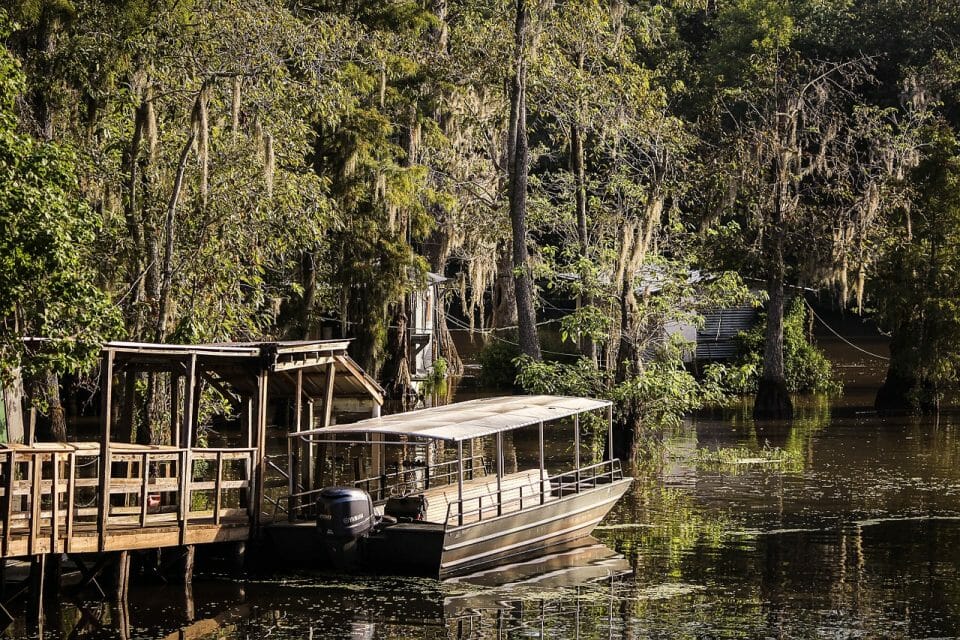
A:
[804,299,889,361]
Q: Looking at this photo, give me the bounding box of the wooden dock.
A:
[0,339,384,628]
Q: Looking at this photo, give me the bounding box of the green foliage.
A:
[514,345,731,441]
[477,339,520,390]
[559,306,611,346]
[871,127,960,409]
[514,355,611,399]
[0,20,119,381]
[728,298,839,394]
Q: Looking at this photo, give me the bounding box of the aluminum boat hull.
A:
[437,477,633,577]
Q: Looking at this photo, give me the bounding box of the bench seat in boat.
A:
[419,468,551,524]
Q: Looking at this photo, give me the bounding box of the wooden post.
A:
[183,355,197,451]
[139,452,150,527]
[27,554,45,629]
[98,350,115,552]
[121,371,136,444]
[286,436,295,522]
[29,455,41,555]
[112,550,130,601]
[170,372,180,447]
[252,370,269,531]
[174,545,195,585]
[322,362,336,427]
[27,406,36,447]
[289,370,303,519]
[43,552,61,613]
[3,452,14,557]
[178,449,189,546]
[50,453,59,552]
[213,451,223,525]
[65,452,76,553]
[306,399,315,490]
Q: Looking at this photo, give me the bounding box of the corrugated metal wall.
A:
[696,304,758,361]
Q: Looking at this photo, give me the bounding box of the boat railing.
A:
[353,455,488,502]
[285,454,488,518]
[443,459,624,528]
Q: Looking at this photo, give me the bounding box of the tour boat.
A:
[268,395,633,578]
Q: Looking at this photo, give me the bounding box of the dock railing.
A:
[0,443,255,557]
[443,459,624,528]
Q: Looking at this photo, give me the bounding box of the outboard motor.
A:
[316,487,375,568]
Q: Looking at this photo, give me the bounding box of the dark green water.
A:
[20,391,960,639]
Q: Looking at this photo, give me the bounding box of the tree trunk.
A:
[45,371,66,442]
[32,12,56,141]
[154,132,196,342]
[492,241,518,329]
[506,0,541,361]
[3,368,25,444]
[754,150,793,420]
[571,94,596,364]
[299,250,317,339]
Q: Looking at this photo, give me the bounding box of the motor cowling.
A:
[315,486,376,570]
[316,487,375,539]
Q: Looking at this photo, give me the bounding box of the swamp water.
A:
[15,348,960,638]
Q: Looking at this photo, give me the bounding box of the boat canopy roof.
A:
[295,395,611,443]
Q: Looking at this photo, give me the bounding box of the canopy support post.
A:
[496,432,503,516]
[457,440,464,526]
[607,404,614,461]
[538,421,545,505]
[574,413,580,494]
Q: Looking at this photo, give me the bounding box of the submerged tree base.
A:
[875,368,937,415]
[753,378,794,419]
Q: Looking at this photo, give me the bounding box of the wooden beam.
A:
[334,356,384,406]
[120,371,136,444]
[98,350,115,552]
[291,370,303,517]
[252,370,269,532]
[2,453,14,557]
[271,355,335,372]
[65,453,75,553]
[170,372,180,448]
[183,354,197,451]
[322,362,335,428]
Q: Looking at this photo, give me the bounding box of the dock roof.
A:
[101,339,384,404]
[294,395,611,443]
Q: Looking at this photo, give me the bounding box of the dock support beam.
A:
[98,350,115,551]
[27,555,45,628]
[112,550,130,601]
